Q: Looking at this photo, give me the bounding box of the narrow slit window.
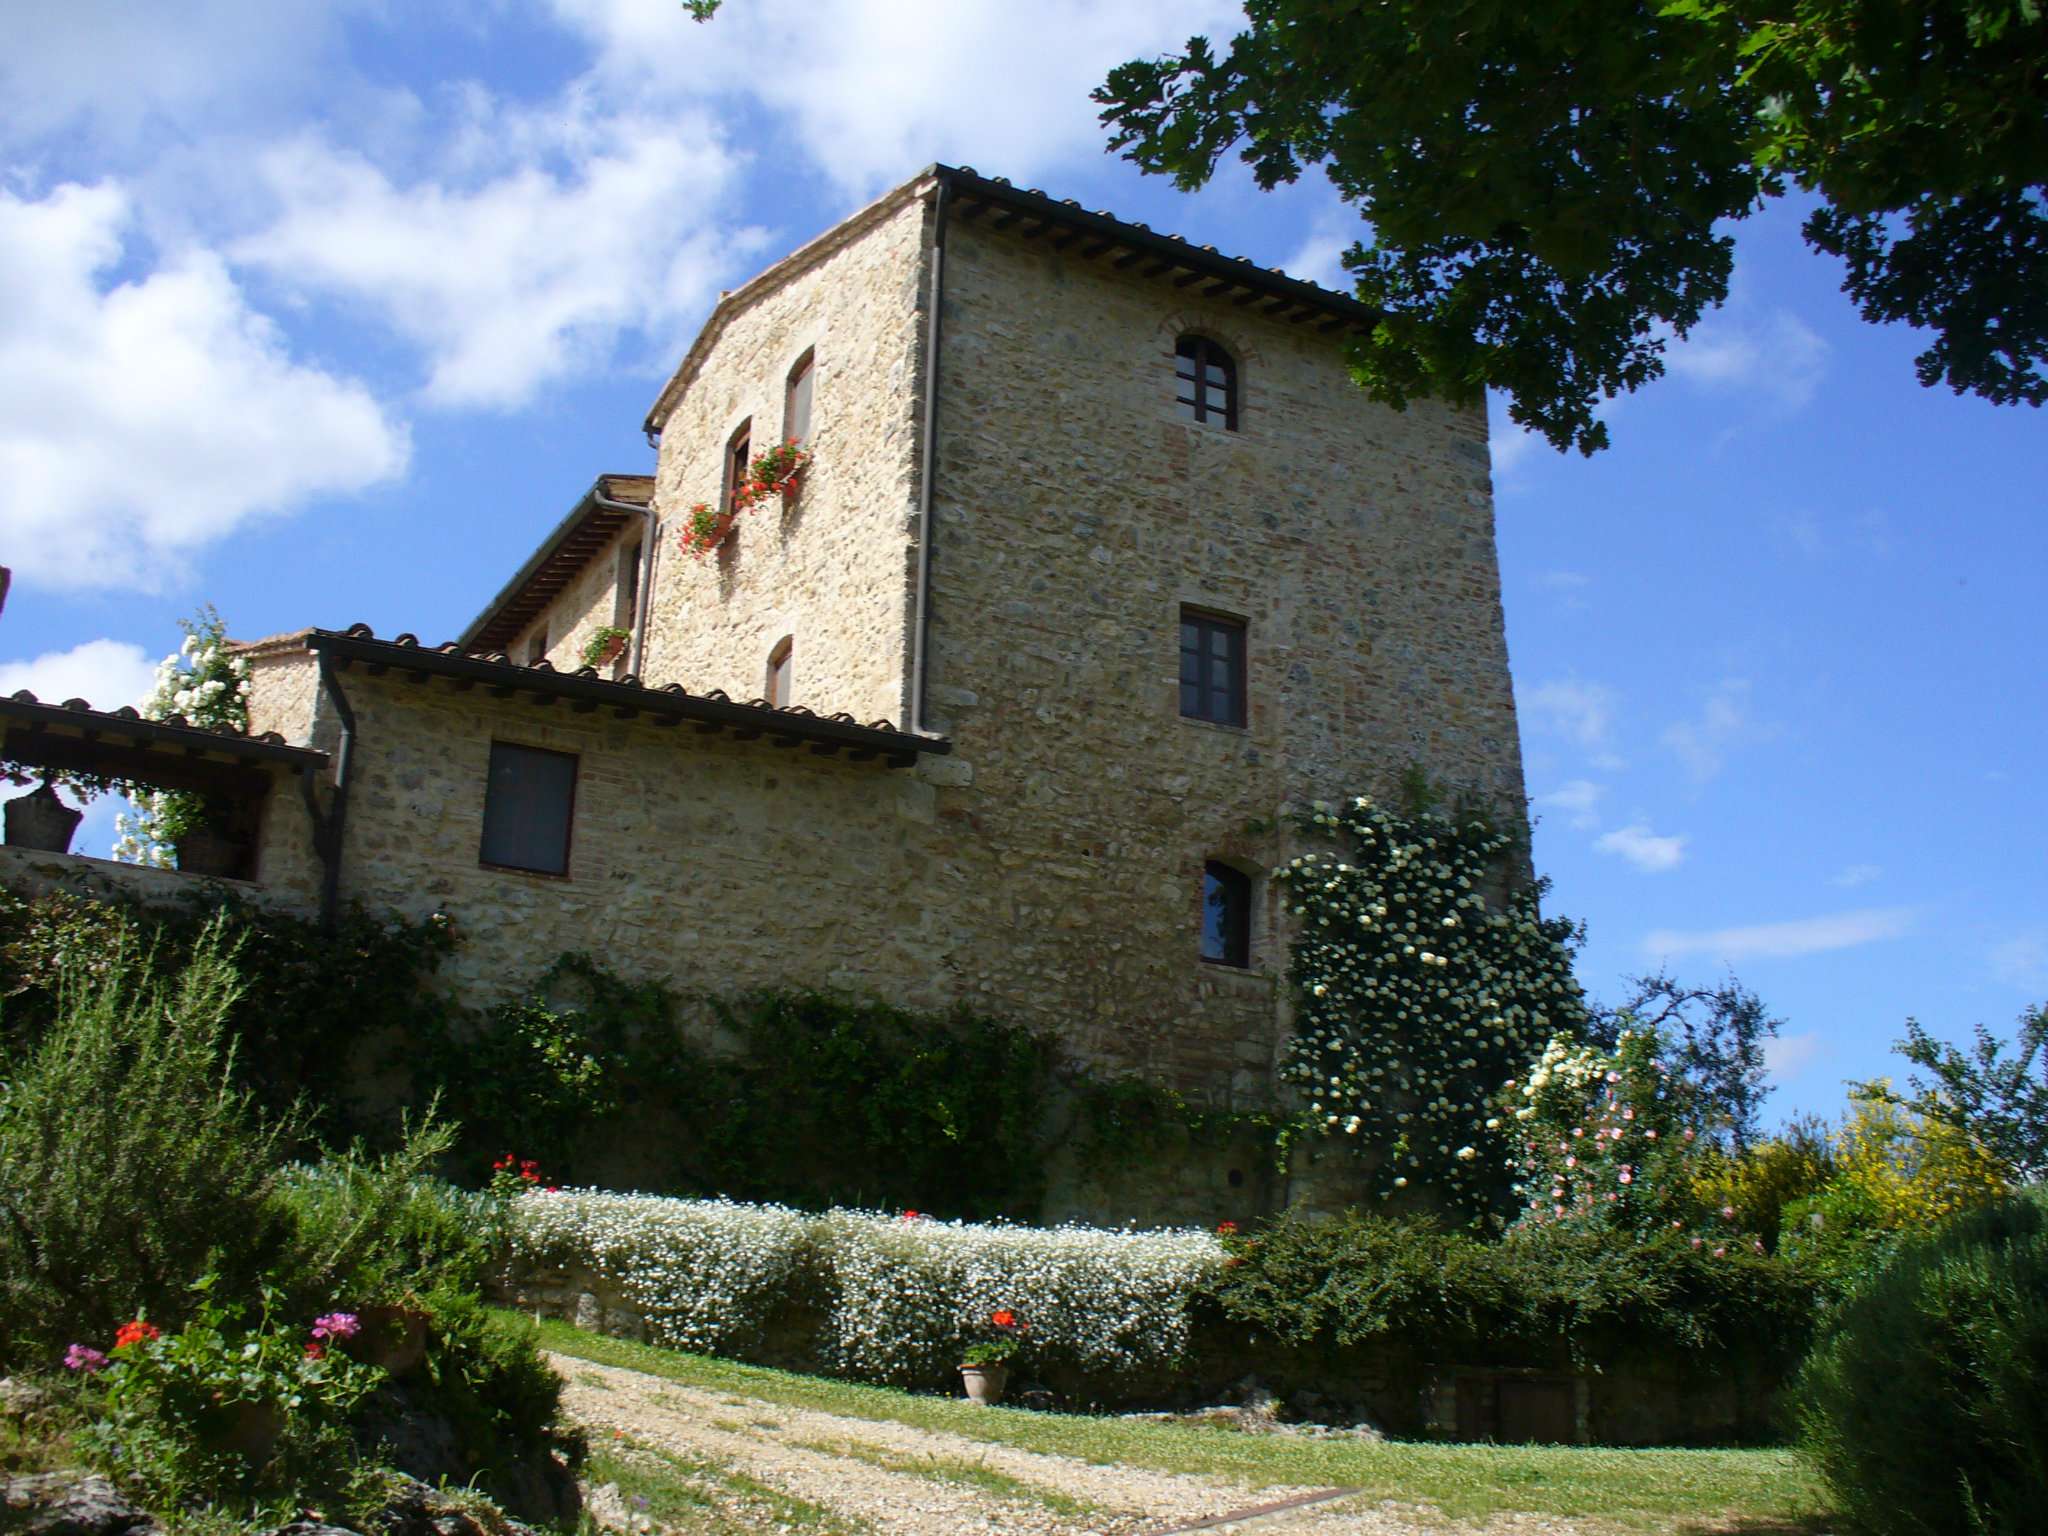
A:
[1202,862,1252,968]
[1179,609,1247,727]
[523,628,547,666]
[726,421,752,515]
[1174,335,1238,429]
[766,635,793,708]
[785,351,814,444]
[619,541,643,631]
[479,741,577,876]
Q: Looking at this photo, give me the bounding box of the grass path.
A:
[530,1317,1829,1535]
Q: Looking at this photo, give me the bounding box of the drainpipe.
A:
[592,486,660,679]
[315,649,356,930]
[907,170,950,736]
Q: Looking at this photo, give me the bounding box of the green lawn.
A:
[527,1315,1830,1531]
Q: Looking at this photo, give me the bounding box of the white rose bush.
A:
[510,1190,1223,1389]
[113,606,254,867]
[1278,794,1588,1214]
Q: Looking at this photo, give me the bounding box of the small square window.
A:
[479,741,577,876]
[1179,609,1246,727]
[1202,862,1252,968]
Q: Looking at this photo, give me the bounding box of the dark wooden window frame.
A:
[1180,606,1248,728]
[1174,334,1238,430]
[724,419,753,515]
[1202,860,1253,969]
[784,349,815,445]
[478,739,578,878]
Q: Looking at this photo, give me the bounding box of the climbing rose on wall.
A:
[1279,793,1586,1217]
[112,605,251,867]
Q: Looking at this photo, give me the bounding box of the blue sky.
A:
[3,1,2041,1126]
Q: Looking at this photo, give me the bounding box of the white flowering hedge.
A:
[515,1192,811,1357]
[1279,794,1588,1213]
[511,1191,1223,1388]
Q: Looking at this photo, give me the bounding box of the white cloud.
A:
[551,0,1243,197]
[234,106,754,410]
[1990,931,2048,989]
[1666,307,1830,411]
[1644,906,1919,962]
[1522,676,1623,769]
[1763,1031,1827,1083]
[1662,678,1755,783]
[1536,779,1604,831]
[0,182,407,593]
[1833,863,1883,889]
[0,0,352,156]
[1283,208,1357,292]
[0,638,158,712]
[1596,822,1688,873]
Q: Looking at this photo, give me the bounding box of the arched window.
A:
[1175,335,1237,429]
[1201,861,1252,968]
[785,350,814,444]
[765,635,793,708]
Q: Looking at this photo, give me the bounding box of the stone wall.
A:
[913,214,1524,1100]
[313,668,955,1012]
[0,773,323,911]
[637,190,929,722]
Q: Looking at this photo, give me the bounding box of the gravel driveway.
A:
[555,1353,1621,1536]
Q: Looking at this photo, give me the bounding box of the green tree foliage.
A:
[1591,970,1784,1147]
[1793,1187,2048,1535]
[1096,0,2048,453]
[1864,1002,2048,1181]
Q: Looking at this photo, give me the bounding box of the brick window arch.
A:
[765,635,793,707]
[1175,335,1238,429]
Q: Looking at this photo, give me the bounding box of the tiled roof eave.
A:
[306,627,947,768]
[0,692,330,770]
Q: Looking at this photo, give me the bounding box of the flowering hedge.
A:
[510,1191,1222,1389]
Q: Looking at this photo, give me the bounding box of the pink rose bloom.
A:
[1691,1237,1703,1249]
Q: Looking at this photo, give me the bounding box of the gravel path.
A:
[552,1353,1622,1536]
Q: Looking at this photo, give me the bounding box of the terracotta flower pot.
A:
[4,783,81,853]
[959,1364,1009,1406]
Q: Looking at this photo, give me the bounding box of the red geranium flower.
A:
[1216,1220,1239,1235]
[113,1320,160,1350]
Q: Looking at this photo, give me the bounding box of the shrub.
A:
[1793,1187,2048,1535]
[516,1191,812,1358]
[268,1125,504,1313]
[816,1209,1220,1386]
[0,922,304,1364]
[70,1289,381,1509]
[1209,1210,1815,1372]
[510,1191,1223,1390]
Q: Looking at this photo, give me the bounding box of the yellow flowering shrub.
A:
[1833,1090,2010,1228]
[1687,1123,1834,1246]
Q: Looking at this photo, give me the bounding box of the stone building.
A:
[1,165,1524,1217]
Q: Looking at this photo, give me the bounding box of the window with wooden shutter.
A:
[479,741,577,876]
